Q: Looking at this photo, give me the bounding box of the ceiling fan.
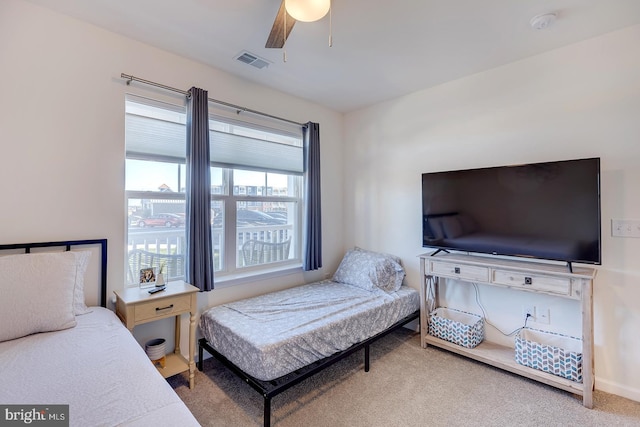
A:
[265,1,295,48]
[265,0,331,48]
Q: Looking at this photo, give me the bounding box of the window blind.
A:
[209,129,303,174]
[125,96,303,174]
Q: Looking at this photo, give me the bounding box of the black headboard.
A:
[0,239,108,307]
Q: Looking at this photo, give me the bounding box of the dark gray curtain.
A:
[185,87,214,291]
[302,122,322,271]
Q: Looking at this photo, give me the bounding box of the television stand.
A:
[429,248,450,256]
[419,253,596,408]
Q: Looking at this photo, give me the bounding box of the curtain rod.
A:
[121,73,305,127]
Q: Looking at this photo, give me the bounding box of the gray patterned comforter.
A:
[199,280,419,381]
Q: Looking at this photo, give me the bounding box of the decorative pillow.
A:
[0,252,78,342]
[333,248,405,293]
[72,251,92,315]
[353,246,402,266]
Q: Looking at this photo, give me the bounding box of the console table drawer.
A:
[493,270,571,295]
[428,261,489,282]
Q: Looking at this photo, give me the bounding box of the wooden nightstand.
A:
[114,281,199,389]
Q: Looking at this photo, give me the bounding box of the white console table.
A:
[419,253,596,408]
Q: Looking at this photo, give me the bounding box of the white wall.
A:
[344,25,640,401]
[0,0,344,352]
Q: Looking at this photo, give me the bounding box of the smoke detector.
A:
[530,13,557,30]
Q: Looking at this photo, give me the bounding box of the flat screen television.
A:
[422,157,601,268]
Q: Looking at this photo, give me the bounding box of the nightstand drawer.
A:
[493,270,571,295]
[134,294,192,323]
[428,260,489,282]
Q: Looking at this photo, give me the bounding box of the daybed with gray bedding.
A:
[198,247,420,427]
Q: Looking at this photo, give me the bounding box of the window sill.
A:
[213,263,303,289]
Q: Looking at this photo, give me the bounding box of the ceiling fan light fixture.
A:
[285,0,330,22]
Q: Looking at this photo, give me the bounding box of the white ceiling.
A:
[24,0,640,113]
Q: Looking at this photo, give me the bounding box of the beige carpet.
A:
[169,329,640,426]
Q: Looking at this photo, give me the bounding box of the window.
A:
[125,95,303,285]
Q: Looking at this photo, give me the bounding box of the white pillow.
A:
[72,251,92,315]
[0,252,78,342]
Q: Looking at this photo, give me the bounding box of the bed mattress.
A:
[199,280,420,381]
[0,307,200,427]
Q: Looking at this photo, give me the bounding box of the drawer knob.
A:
[524,277,533,285]
[156,304,174,312]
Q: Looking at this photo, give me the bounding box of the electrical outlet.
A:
[522,305,535,322]
[537,306,551,324]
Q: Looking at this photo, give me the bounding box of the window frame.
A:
[125,95,304,287]
[216,169,303,277]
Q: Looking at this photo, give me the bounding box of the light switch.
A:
[611,219,640,238]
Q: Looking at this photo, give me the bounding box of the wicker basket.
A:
[515,328,583,382]
[428,307,484,349]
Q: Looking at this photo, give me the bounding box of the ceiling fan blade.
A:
[265,0,296,48]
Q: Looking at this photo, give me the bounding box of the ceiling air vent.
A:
[235,51,271,69]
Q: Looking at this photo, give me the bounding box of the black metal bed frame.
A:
[198,309,419,427]
[0,239,108,307]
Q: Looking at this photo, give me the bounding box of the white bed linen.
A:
[0,307,200,427]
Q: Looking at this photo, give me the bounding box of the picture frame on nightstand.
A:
[139,267,156,288]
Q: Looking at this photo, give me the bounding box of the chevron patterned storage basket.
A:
[428,307,484,349]
[515,328,583,382]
